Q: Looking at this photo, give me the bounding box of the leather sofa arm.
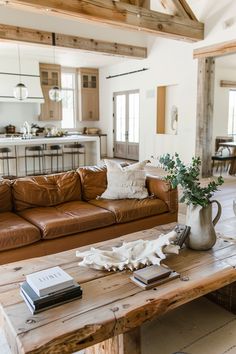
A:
[146,175,178,213]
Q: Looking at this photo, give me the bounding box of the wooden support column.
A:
[196,58,215,177]
[85,327,141,354]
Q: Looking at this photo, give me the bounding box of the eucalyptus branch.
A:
[159,153,224,207]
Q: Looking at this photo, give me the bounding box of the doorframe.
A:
[113,89,140,160]
[193,39,236,177]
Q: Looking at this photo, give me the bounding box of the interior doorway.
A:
[113,90,140,160]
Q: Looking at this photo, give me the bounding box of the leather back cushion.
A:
[0,179,12,212]
[13,171,82,211]
[77,165,107,201]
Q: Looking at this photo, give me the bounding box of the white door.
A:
[113,90,139,160]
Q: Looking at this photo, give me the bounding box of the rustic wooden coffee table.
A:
[0,223,236,354]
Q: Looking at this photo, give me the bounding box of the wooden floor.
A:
[0,169,235,354]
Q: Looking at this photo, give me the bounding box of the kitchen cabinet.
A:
[77,68,99,121]
[39,63,62,121]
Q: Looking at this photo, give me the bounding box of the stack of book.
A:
[130,264,180,290]
[20,266,82,314]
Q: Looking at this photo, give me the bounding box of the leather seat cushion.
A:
[0,179,12,212]
[19,201,116,239]
[88,198,169,223]
[0,212,41,251]
[13,171,82,211]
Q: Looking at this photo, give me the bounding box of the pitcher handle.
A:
[210,200,222,226]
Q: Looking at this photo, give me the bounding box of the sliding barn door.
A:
[113,90,139,160]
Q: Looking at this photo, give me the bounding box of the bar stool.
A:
[25,145,44,176]
[63,143,86,170]
[44,145,64,173]
[0,147,17,178]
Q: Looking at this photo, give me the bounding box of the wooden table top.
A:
[0,223,236,354]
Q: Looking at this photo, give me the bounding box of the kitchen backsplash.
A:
[0,102,100,133]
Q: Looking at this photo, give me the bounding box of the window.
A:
[228,89,236,135]
[61,70,76,129]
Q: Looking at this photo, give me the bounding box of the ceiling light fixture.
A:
[49,46,62,102]
[13,45,28,101]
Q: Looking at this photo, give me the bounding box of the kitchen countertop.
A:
[0,135,100,146]
[0,135,101,165]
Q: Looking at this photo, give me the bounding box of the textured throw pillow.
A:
[100,160,149,200]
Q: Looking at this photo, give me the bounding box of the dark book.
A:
[20,289,83,314]
[133,265,172,285]
[20,281,82,310]
[130,271,180,290]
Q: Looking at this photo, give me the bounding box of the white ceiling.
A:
[0,41,127,68]
[0,0,235,69]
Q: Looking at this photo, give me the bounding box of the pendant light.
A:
[13,45,28,100]
[49,46,62,102]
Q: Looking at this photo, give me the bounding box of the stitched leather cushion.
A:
[88,198,168,223]
[13,171,82,211]
[0,212,41,251]
[19,201,115,239]
[0,179,12,212]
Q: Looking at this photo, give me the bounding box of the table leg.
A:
[229,158,236,175]
[85,327,141,354]
[206,281,236,314]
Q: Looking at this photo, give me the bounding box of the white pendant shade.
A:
[13,83,28,100]
[49,86,62,102]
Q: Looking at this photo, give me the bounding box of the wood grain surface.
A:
[0,223,235,354]
[9,0,204,42]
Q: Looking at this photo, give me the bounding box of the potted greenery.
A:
[159,153,224,250]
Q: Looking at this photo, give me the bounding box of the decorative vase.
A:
[185,200,222,250]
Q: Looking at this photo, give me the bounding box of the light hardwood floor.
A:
[0,171,235,354]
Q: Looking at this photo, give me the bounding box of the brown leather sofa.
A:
[0,166,178,264]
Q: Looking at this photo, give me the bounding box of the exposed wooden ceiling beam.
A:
[160,0,198,21]
[0,23,147,59]
[220,80,236,88]
[9,0,204,42]
[194,39,236,59]
[119,0,150,9]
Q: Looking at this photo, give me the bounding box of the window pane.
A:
[116,95,126,142]
[61,89,74,129]
[61,73,73,89]
[128,93,139,143]
[228,90,236,135]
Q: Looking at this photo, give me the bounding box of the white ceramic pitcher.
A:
[185,200,222,250]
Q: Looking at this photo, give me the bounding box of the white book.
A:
[26,266,74,297]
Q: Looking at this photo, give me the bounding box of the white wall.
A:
[99,38,198,163]
[0,102,40,133]
[213,64,236,150]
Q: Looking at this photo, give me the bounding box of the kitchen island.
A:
[0,135,101,177]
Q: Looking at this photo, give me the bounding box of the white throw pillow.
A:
[100,160,149,200]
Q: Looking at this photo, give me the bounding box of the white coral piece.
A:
[76,230,179,271]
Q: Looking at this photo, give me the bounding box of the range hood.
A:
[0,72,44,103]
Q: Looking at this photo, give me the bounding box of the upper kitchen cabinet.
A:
[39,63,62,121]
[77,68,99,121]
